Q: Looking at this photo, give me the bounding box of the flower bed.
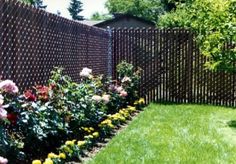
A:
[0,62,144,164]
[33,103,144,164]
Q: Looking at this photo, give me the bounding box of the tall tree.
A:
[68,0,84,20]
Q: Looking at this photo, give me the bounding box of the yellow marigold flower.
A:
[32,160,42,164]
[127,106,136,112]
[47,152,58,158]
[99,119,114,128]
[124,113,129,118]
[108,123,114,128]
[92,132,99,138]
[63,146,73,154]
[119,111,125,115]
[112,116,117,119]
[43,158,53,164]
[101,119,112,125]
[59,153,66,159]
[110,113,120,120]
[120,116,126,121]
[65,140,74,146]
[134,100,139,105]
[77,141,86,147]
[139,98,145,104]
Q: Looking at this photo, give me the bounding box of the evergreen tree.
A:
[68,0,84,20]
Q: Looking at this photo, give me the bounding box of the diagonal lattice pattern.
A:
[0,0,109,91]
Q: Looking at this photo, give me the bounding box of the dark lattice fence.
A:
[0,0,109,91]
[112,28,236,107]
[1,0,236,107]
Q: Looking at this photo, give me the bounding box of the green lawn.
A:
[87,104,236,164]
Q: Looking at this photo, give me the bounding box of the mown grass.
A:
[87,104,236,164]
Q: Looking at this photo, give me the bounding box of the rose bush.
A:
[0,61,143,163]
[0,79,25,163]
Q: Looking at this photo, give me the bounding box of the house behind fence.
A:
[0,0,110,91]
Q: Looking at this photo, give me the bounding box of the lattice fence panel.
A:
[0,0,109,91]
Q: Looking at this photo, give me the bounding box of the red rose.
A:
[35,85,49,101]
[49,83,56,90]
[7,113,17,125]
[35,85,49,94]
[24,90,37,101]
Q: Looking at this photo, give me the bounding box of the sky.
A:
[44,0,108,20]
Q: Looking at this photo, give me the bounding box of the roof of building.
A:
[94,13,155,27]
[78,20,104,26]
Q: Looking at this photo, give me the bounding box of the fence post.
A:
[107,26,113,77]
[0,0,3,79]
[188,31,193,103]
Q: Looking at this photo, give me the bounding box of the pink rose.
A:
[102,94,110,104]
[0,156,8,164]
[121,76,131,83]
[108,84,116,92]
[116,86,123,93]
[0,107,7,120]
[119,90,128,97]
[0,95,4,105]
[0,95,7,120]
[0,80,19,94]
[92,95,102,103]
[80,68,92,78]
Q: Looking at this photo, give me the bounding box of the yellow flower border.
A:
[32,98,145,164]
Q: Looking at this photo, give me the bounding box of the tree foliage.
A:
[159,0,236,72]
[68,0,84,20]
[20,0,34,4]
[105,0,192,22]
[34,0,47,9]
[19,0,47,9]
[105,0,164,22]
[90,12,112,21]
